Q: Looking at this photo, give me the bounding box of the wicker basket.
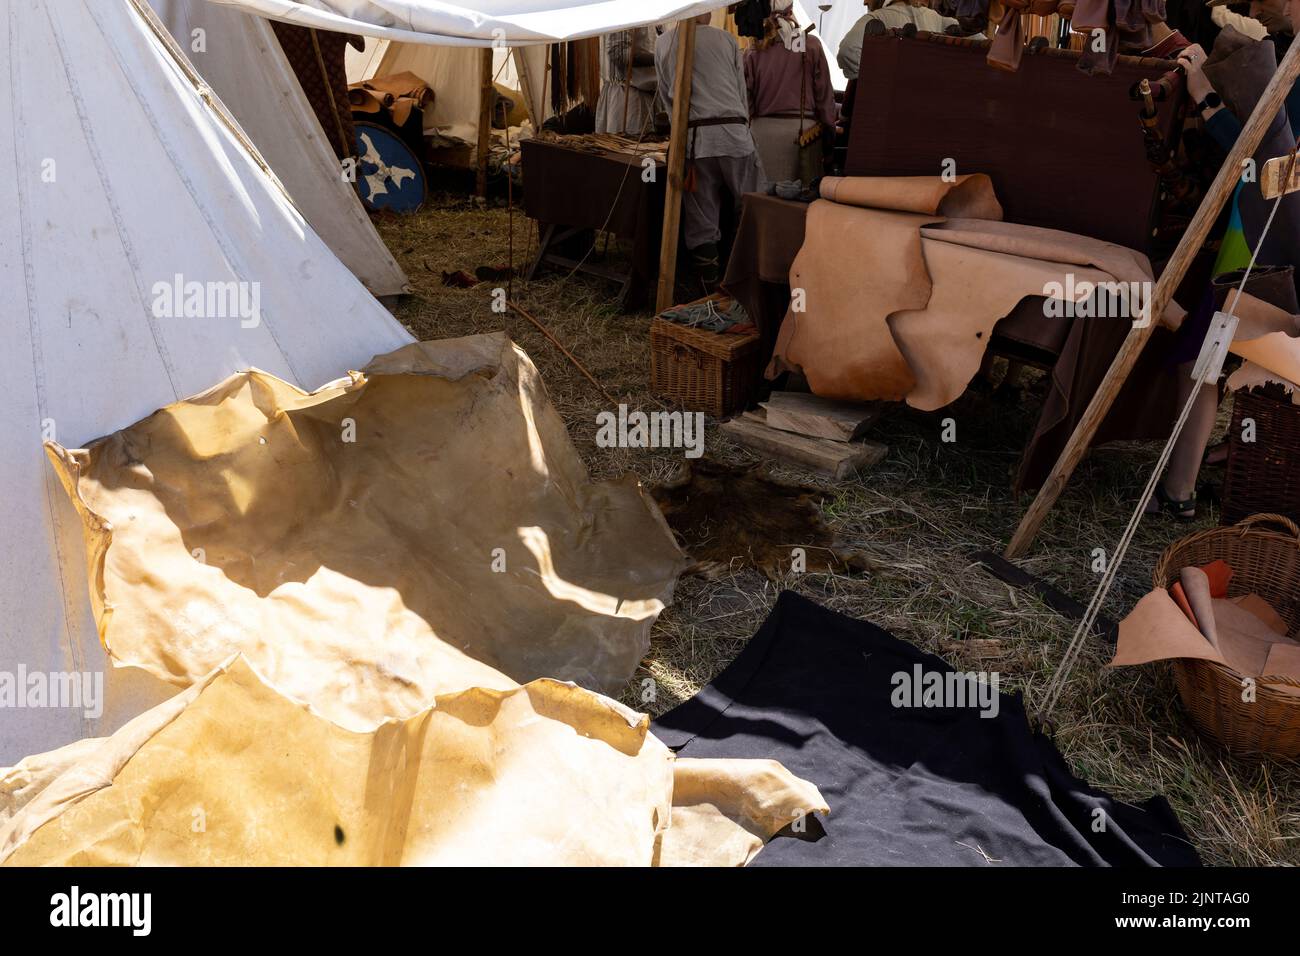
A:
[649,305,761,418]
[1222,386,1300,526]
[1152,514,1300,757]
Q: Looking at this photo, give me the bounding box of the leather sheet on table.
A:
[818,174,1004,219]
[769,174,1002,402]
[770,177,1176,410]
[721,194,1182,492]
[890,241,1116,411]
[653,592,1200,867]
[44,333,687,732]
[0,656,826,866]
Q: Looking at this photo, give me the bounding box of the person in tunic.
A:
[595,27,660,135]
[1140,10,1300,519]
[744,2,838,184]
[656,15,765,291]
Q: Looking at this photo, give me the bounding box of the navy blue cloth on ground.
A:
[653,592,1201,867]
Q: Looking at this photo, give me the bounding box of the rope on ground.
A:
[1036,144,1300,721]
[506,300,619,406]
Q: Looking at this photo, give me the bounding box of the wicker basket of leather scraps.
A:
[1150,514,1300,757]
[650,294,761,418]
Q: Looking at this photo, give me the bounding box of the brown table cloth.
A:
[722,193,1182,491]
[520,138,666,307]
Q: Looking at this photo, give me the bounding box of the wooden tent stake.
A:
[1004,39,1300,560]
[476,47,494,198]
[655,18,698,313]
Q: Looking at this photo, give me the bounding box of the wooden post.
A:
[476,47,494,199]
[1004,39,1300,559]
[655,18,698,313]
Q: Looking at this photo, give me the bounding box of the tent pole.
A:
[655,18,698,313]
[477,47,494,198]
[1004,38,1300,559]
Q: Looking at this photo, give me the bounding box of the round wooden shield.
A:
[354,121,426,214]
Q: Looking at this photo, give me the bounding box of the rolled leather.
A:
[1213,265,1300,340]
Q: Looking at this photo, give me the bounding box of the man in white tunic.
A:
[837,0,961,80]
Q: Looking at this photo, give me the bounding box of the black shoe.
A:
[1144,484,1197,522]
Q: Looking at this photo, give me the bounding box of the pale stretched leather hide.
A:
[45,334,687,732]
[0,656,827,866]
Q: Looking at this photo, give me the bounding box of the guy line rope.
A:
[1037,142,1300,719]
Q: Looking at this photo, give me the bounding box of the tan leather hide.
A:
[1227,292,1300,388]
[769,177,1176,410]
[1113,589,1300,688]
[770,175,1003,401]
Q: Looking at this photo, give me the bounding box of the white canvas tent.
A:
[213,0,725,45]
[1,0,413,765]
[345,39,550,149]
[150,0,410,296]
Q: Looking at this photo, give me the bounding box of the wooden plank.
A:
[722,411,887,479]
[1004,38,1300,559]
[972,550,1118,643]
[476,47,494,199]
[760,392,882,442]
[655,18,697,313]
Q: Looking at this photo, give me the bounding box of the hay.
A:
[374,198,1300,866]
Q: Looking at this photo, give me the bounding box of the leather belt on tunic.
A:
[687,115,750,128]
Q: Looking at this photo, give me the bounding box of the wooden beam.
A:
[1004,39,1300,559]
[476,47,494,199]
[655,18,698,313]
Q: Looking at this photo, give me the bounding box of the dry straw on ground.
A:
[374,198,1299,867]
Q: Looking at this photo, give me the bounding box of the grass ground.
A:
[373,196,1298,867]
